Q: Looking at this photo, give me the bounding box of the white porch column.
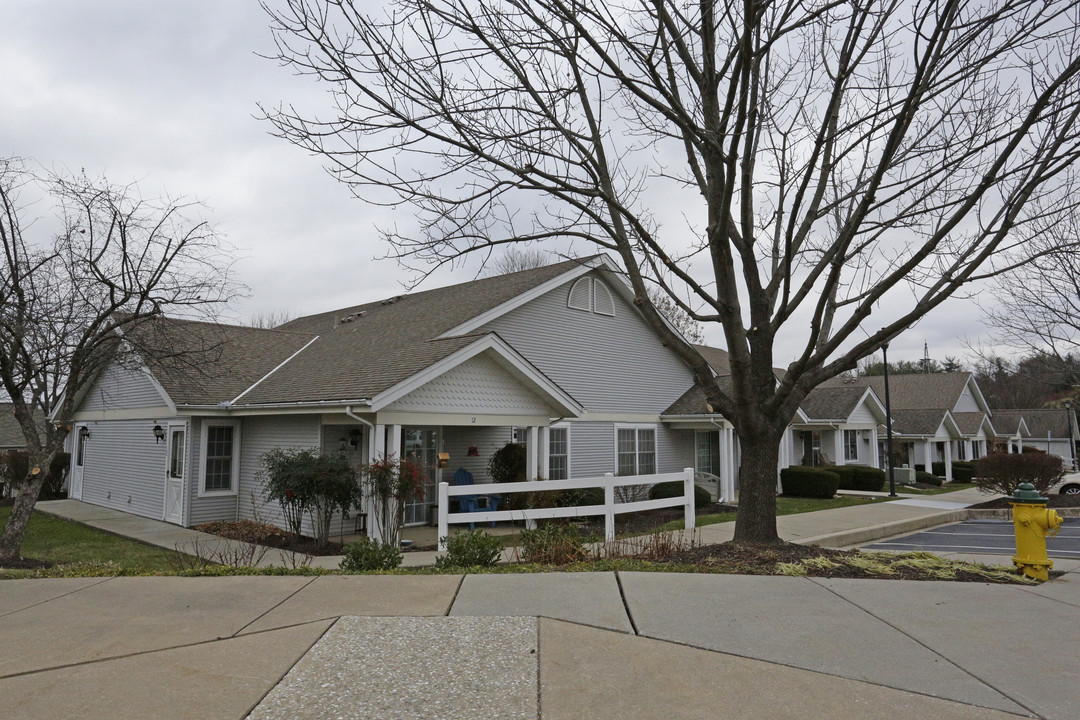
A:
[388,424,402,459]
[834,431,845,466]
[923,441,933,473]
[721,427,736,502]
[365,424,388,543]
[538,425,551,480]
[869,429,879,469]
[526,426,539,481]
[374,424,386,458]
[944,447,953,483]
[1017,435,1024,452]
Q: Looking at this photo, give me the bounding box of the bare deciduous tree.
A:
[0,159,234,564]
[264,0,1080,543]
[983,218,1080,358]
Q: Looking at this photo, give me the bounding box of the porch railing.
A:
[436,468,695,551]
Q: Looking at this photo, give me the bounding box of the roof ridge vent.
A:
[338,310,367,324]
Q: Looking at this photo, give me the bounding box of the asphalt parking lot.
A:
[865,518,1080,559]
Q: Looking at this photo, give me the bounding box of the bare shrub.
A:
[170,537,270,569]
[973,452,1066,496]
[594,529,700,562]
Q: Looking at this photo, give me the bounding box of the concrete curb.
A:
[796,509,971,548]
[800,506,1080,548]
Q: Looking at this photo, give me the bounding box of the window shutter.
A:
[567,277,592,311]
[592,280,615,316]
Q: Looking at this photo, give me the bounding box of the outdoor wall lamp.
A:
[348,429,362,448]
[152,424,165,443]
[467,446,479,457]
[79,426,92,441]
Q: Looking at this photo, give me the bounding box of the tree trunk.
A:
[732,425,785,544]
[0,453,53,565]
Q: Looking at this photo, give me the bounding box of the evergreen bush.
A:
[916,470,943,486]
[779,466,839,498]
[823,465,886,492]
[435,529,503,569]
[648,480,712,508]
[340,537,403,571]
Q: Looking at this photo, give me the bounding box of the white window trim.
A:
[167,421,188,480]
[843,429,859,462]
[614,423,658,476]
[548,422,571,480]
[198,420,241,497]
[592,279,615,317]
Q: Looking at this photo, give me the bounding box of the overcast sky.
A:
[1,0,997,367]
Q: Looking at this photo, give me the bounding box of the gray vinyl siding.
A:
[186,418,240,526]
[482,271,695,413]
[442,426,512,484]
[78,419,168,520]
[233,415,324,534]
[954,385,980,413]
[386,354,553,415]
[562,421,694,478]
[848,401,877,425]
[80,363,169,412]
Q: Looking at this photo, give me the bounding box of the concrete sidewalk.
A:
[36,486,995,569]
[2,566,1078,719]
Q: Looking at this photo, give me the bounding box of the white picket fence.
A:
[436,468,696,551]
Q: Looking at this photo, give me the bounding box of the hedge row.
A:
[780,466,839,499]
[930,461,975,483]
[821,465,886,492]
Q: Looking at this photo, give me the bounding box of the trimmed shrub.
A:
[931,461,976,483]
[559,486,605,508]
[780,466,839,499]
[518,523,587,565]
[488,442,527,484]
[435,529,503,569]
[916,471,943,486]
[648,481,712,509]
[340,537,403,571]
[823,465,886,492]
[973,452,1065,496]
[951,461,975,484]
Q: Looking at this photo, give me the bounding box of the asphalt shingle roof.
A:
[952,411,990,436]
[989,410,1026,437]
[799,386,868,421]
[0,403,25,449]
[822,372,974,411]
[662,376,736,416]
[1005,408,1074,440]
[889,408,949,436]
[129,258,597,407]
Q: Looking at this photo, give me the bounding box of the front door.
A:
[164,425,186,525]
[401,427,438,525]
[69,425,87,500]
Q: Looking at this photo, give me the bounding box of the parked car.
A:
[1052,475,1080,495]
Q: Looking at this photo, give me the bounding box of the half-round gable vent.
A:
[592,280,615,316]
[567,276,592,312]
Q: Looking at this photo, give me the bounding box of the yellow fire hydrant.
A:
[1009,482,1063,581]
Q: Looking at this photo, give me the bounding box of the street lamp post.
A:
[1066,400,1076,471]
[882,340,897,497]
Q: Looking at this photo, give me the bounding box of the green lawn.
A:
[0,507,178,577]
[659,494,889,531]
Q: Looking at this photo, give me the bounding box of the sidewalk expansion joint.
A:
[0,576,114,619]
[614,572,639,635]
[232,575,319,637]
[0,618,335,681]
[807,576,1044,719]
[241,616,339,719]
[444,573,467,616]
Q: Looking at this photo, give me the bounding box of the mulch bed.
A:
[571,502,732,537]
[193,520,344,556]
[655,541,1030,582]
[970,494,1080,510]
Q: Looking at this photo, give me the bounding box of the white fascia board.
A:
[436,256,609,339]
[370,333,584,417]
[793,407,811,424]
[660,414,731,427]
[966,375,992,414]
[856,386,888,424]
[940,411,963,439]
[1017,417,1031,437]
[138,364,178,415]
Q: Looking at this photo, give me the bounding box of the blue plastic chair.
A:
[452,468,480,529]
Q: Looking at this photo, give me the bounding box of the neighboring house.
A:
[0,403,25,452]
[987,410,1031,454]
[67,256,715,537]
[996,408,1079,470]
[791,385,887,469]
[820,372,993,481]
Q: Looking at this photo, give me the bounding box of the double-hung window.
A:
[616,426,656,476]
[843,430,859,462]
[548,426,569,480]
[200,422,239,495]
